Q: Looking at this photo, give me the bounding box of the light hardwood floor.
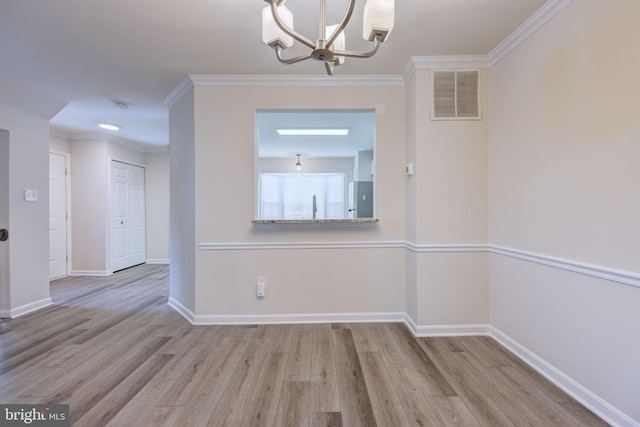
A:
[0,264,608,426]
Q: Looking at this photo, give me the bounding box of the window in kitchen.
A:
[260,173,345,220]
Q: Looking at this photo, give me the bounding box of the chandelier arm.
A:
[270,2,315,49]
[334,36,381,59]
[275,46,313,65]
[326,0,356,48]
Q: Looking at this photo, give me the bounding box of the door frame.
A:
[0,129,10,316]
[108,157,147,273]
[49,150,72,279]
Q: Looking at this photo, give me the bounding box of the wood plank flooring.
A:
[0,264,609,426]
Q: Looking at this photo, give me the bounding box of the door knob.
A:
[0,229,7,241]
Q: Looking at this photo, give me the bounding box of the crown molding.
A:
[402,56,490,84]
[488,0,573,67]
[163,76,194,107]
[54,130,168,154]
[189,74,404,88]
[49,127,73,140]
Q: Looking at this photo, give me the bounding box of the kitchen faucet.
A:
[312,195,317,220]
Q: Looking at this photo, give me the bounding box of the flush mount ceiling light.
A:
[262,0,395,76]
[276,128,349,136]
[98,123,120,131]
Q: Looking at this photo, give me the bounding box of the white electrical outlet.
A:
[257,276,266,297]
[24,189,38,202]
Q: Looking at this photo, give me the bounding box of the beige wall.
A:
[488,0,640,422]
[404,73,419,322]
[69,139,110,273]
[169,87,196,312]
[49,134,70,153]
[0,105,54,313]
[168,80,490,325]
[405,68,489,326]
[145,153,170,262]
[188,85,407,317]
[413,69,488,245]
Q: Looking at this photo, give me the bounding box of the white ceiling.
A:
[0,0,548,148]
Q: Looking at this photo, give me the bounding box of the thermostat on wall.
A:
[24,189,38,202]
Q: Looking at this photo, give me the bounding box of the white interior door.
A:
[111,161,146,272]
[49,152,69,279]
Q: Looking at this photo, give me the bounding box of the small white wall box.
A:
[24,189,38,202]
[405,163,414,176]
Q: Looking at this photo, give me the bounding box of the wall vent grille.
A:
[432,69,481,120]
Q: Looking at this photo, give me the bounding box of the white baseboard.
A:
[166,301,405,326]
[167,297,196,323]
[192,311,406,326]
[146,259,169,265]
[69,270,113,277]
[404,315,491,337]
[2,297,53,318]
[489,326,638,427]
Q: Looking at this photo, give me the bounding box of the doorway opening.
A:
[110,160,146,272]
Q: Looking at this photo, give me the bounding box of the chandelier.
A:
[262,0,395,76]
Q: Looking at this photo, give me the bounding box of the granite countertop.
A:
[251,218,379,224]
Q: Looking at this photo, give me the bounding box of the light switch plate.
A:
[24,189,38,202]
[257,276,266,297]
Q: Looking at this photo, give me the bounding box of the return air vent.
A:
[432,69,481,120]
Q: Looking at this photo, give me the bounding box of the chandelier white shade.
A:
[326,24,346,65]
[262,0,395,75]
[262,2,294,48]
[363,0,395,42]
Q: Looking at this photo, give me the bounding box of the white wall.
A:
[488,0,640,423]
[355,150,373,181]
[169,87,196,312]
[259,156,354,179]
[145,153,170,262]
